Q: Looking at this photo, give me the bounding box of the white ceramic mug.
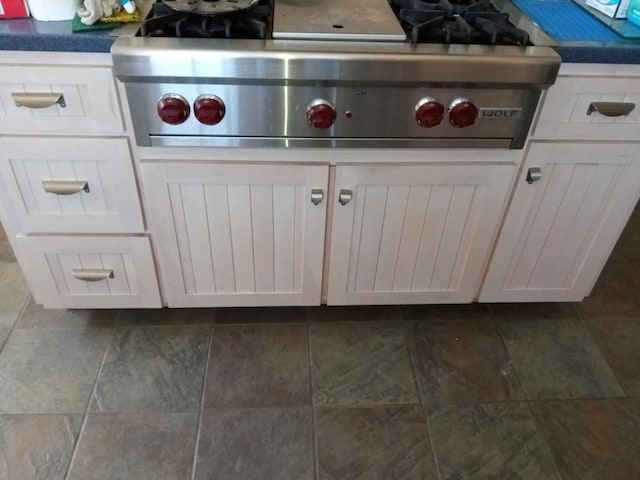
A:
[27,0,80,21]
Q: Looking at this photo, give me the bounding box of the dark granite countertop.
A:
[1,0,640,64]
[0,16,115,53]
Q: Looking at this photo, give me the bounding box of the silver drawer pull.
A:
[587,102,635,117]
[42,180,90,195]
[11,92,66,109]
[72,269,114,282]
[338,189,353,206]
[311,189,324,205]
[526,167,542,184]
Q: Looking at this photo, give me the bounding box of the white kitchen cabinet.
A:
[0,52,161,310]
[140,162,329,307]
[533,74,640,141]
[0,63,123,134]
[0,137,144,234]
[327,163,516,305]
[14,236,161,309]
[480,142,640,302]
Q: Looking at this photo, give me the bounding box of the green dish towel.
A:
[72,14,121,32]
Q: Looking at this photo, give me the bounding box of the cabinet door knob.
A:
[311,189,324,205]
[526,167,542,184]
[11,92,66,109]
[338,189,353,205]
[42,180,90,195]
[71,269,114,282]
[587,101,635,117]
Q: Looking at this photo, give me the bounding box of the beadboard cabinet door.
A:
[327,163,515,305]
[480,142,640,302]
[141,162,328,307]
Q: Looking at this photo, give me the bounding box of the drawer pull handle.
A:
[587,102,635,117]
[42,180,90,195]
[311,189,324,205]
[11,92,66,109]
[72,269,114,282]
[338,189,353,206]
[526,167,542,184]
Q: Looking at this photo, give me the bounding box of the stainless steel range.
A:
[112,0,560,149]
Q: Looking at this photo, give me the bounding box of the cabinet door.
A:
[327,164,515,305]
[141,163,328,307]
[480,142,640,302]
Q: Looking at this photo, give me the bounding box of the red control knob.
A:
[194,94,225,125]
[415,97,445,128]
[157,94,190,125]
[448,98,478,128]
[306,99,337,129]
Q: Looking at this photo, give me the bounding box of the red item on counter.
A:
[0,0,30,18]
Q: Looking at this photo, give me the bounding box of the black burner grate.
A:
[138,0,270,39]
[391,0,529,45]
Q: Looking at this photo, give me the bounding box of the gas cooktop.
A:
[137,0,531,46]
[139,0,271,39]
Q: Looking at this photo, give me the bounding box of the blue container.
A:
[629,0,640,26]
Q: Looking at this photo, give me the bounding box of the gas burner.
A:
[391,0,530,45]
[139,0,270,39]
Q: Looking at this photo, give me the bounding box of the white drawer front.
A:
[0,65,122,134]
[535,76,640,140]
[15,236,161,308]
[0,137,144,234]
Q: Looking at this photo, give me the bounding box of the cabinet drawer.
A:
[14,236,161,309]
[0,65,122,134]
[534,76,640,140]
[0,137,144,234]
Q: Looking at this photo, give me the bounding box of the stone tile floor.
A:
[1,208,640,480]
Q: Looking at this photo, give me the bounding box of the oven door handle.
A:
[587,101,635,117]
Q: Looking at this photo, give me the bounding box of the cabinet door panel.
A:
[141,163,328,307]
[480,142,640,302]
[328,164,515,305]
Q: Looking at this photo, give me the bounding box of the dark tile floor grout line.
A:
[569,303,629,399]
[63,325,115,480]
[213,321,308,327]
[190,326,215,480]
[113,323,216,329]
[399,318,424,409]
[423,413,444,480]
[523,401,563,480]
[4,293,31,340]
[400,315,444,480]
[492,319,530,403]
[527,395,632,404]
[307,323,320,480]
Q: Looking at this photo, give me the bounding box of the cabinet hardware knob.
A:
[11,92,66,109]
[71,269,114,282]
[42,180,90,195]
[587,102,635,117]
[526,167,542,184]
[338,189,353,205]
[311,189,324,205]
